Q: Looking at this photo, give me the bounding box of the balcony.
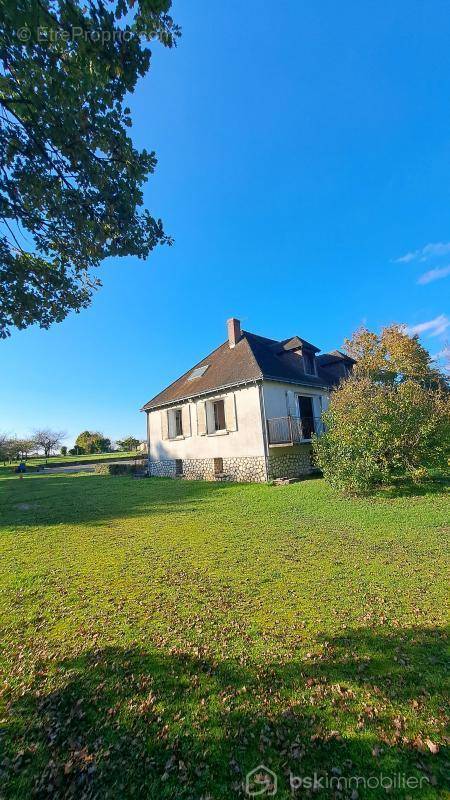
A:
[266,416,323,446]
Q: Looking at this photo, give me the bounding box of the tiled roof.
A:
[142,330,338,410]
[244,332,328,388]
[316,350,356,367]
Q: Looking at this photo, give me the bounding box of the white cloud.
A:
[417,264,450,285]
[395,251,419,264]
[431,346,450,371]
[432,346,450,359]
[394,242,450,264]
[407,314,450,337]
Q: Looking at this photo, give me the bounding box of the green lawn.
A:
[1,451,139,472]
[0,472,448,799]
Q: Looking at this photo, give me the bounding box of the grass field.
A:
[1,451,139,472]
[0,471,448,798]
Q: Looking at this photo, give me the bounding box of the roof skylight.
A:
[188,364,209,380]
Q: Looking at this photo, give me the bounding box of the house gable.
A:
[141,319,347,413]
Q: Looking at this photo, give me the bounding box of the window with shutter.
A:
[167,408,183,439]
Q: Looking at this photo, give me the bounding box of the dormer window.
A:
[303,351,316,375]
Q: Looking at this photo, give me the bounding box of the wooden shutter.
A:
[312,395,321,417]
[312,396,323,432]
[161,410,169,440]
[321,394,330,412]
[168,410,176,439]
[182,404,191,437]
[224,393,237,431]
[205,401,215,434]
[286,390,297,417]
[197,401,207,435]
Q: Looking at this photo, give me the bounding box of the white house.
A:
[141,318,354,482]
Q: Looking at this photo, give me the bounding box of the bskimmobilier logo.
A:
[245,765,278,797]
[244,765,430,796]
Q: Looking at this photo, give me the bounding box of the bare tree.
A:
[33,429,66,459]
[5,436,19,461]
[16,439,35,460]
[0,432,11,463]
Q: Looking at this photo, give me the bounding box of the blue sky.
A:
[2,0,450,446]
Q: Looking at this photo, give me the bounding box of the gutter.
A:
[261,375,331,391]
[258,384,270,481]
[141,377,263,413]
[146,408,151,469]
[141,375,331,414]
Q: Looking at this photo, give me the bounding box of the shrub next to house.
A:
[94,463,145,476]
[313,325,450,495]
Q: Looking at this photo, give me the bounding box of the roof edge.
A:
[262,375,332,390]
[141,377,263,412]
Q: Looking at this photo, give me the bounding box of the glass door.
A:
[297,396,315,439]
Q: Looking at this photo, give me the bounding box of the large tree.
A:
[117,435,140,451]
[15,437,35,459]
[344,324,445,386]
[33,428,66,458]
[0,431,11,462]
[75,430,110,453]
[0,1,179,338]
[313,325,450,494]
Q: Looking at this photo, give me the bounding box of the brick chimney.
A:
[227,317,241,348]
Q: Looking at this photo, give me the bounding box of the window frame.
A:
[213,398,226,432]
[303,351,316,375]
[174,408,183,437]
[167,407,184,439]
[297,394,315,439]
[204,396,229,436]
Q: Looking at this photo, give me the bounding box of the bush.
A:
[94,463,147,476]
[108,463,135,476]
[313,376,450,495]
[93,464,110,475]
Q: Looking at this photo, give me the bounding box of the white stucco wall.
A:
[147,384,266,461]
[261,380,330,420]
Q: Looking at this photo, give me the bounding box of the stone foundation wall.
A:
[183,458,215,480]
[148,459,176,478]
[222,456,266,482]
[149,451,314,482]
[149,456,267,483]
[268,446,313,480]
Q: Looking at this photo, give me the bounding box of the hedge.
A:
[94,463,147,476]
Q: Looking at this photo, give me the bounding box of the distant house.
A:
[141,318,354,483]
[137,441,148,453]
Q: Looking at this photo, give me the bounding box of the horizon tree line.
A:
[0,430,142,462]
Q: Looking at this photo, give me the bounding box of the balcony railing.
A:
[266,416,323,446]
